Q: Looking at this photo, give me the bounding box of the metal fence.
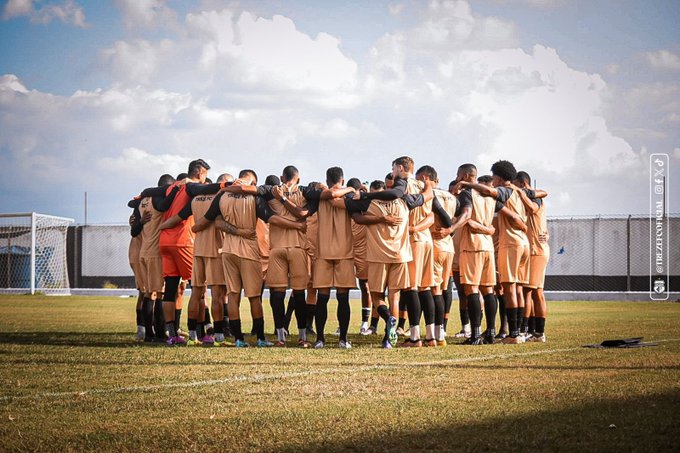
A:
[66,215,680,293]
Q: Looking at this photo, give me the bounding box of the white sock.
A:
[463,323,471,333]
[276,328,287,342]
[409,325,420,342]
[360,321,368,330]
[425,324,435,340]
[189,330,197,341]
[214,333,225,342]
[436,325,445,341]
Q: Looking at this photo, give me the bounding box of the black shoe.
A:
[151,336,167,344]
[144,336,155,343]
[250,328,256,336]
[495,332,507,340]
[483,332,496,344]
[462,336,484,345]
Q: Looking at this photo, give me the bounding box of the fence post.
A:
[626,215,631,292]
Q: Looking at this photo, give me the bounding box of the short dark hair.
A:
[265,174,281,186]
[370,180,386,191]
[490,160,517,182]
[516,171,531,186]
[216,173,233,183]
[448,179,457,188]
[385,172,394,181]
[326,166,344,185]
[205,177,213,184]
[157,174,175,186]
[238,169,258,183]
[281,165,299,183]
[477,175,493,184]
[392,156,414,172]
[457,163,476,175]
[346,178,362,190]
[188,159,210,177]
[415,165,437,181]
[176,172,188,180]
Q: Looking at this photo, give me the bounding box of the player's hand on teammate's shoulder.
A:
[272,185,284,200]
[294,220,307,233]
[383,214,402,226]
[141,211,152,224]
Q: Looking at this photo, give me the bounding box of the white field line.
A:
[2,339,679,403]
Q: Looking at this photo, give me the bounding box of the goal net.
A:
[0,213,74,295]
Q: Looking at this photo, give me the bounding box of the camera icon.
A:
[654,185,664,194]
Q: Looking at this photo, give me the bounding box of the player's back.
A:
[139,196,163,258]
[192,194,222,257]
[268,184,307,249]
[160,184,195,248]
[365,198,411,263]
[317,198,353,260]
[460,189,495,253]
[497,188,528,249]
[219,190,260,260]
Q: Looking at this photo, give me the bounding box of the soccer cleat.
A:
[200,335,215,346]
[400,339,423,348]
[528,334,546,343]
[166,335,186,346]
[423,339,437,347]
[366,326,378,335]
[235,339,250,348]
[501,336,523,345]
[381,339,393,349]
[436,339,447,347]
[360,326,371,336]
[136,326,145,340]
[313,340,325,349]
[274,340,286,348]
[386,316,398,347]
[338,340,352,349]
[483,333,496,345]
[495,331,507,340]
[186,338,201,346]
[298,339,311,348]
[396,327,406,336]
[256,339,274,348]
[454,329,471,339]
[462,337,484,345]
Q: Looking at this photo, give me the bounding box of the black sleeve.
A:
[302,186,323,201]
[523,188,542,208]
[204,192,224,221]
[403,194,425,210]
[256,196,274,222]
[306,199,319,216]
[495,200,504,213]
[127,198,141,209]
[344,198,371,214]
[152,185,179,212]
[432,196,452,227]
[454,190,472,217]
[363,178,407,201]
[495,187,512,205]
[256,185,274,201]
[130,207,143,237]
[177,200,192,220]
[140,185,171,198]
[185,182,223,197]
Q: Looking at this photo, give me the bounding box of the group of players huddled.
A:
[127,156,549,349]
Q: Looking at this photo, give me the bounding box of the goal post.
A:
[0,213,74,295]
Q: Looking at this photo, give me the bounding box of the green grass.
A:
[0,295,679,452]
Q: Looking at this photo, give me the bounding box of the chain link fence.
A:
[64,215,679,294]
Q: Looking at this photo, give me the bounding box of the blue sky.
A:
[0,0,678,223]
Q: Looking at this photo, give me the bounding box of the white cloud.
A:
[388,3,405,15]
[2,0,87,27]
[114,0,178,31]
[646,50,680,70]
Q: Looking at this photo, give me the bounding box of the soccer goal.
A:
[0,213,74,295]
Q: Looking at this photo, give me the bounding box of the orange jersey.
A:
[191,194,223,258]
[160,183,195,248]
[406,177,433,243]
[459,189,496,253]
[267,184,308,249]
[526,195,549,256]
[497,188,529,249]
[316,198,353,260]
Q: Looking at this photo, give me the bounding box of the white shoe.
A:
[136,326,145,340]
[339,340,352,349]
[454,329,471,339]
[528,334,546,343]
[313,340,325,349]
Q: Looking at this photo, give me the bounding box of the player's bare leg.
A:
[358,279,372,334]
[135,291,145,340]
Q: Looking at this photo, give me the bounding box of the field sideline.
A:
[1,296,679,451]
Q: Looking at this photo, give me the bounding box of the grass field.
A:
[0,295,679,452]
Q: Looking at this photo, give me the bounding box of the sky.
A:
[0,0,678,224]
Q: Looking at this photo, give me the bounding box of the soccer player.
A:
[304,168,357,349]
[457,160,529,344]
[514,171,550,342]
[135,174,180,342]
[127,200,144,340]
[195,170,294,347]
[346,177,374,335]
[416,165,459,346]
[340,175,435,348]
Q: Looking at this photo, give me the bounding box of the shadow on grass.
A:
[286,389,680,452]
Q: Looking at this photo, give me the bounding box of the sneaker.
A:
[454,329,471,339]
[483,332,496,345]
[235,339,249,348]
[360,326,371,336]
[298,339,311,348]
[423,339,437,347]
[166,336,186,346]
[528,333,546,343]
[495,331,508,340]
[396,327,406,336]
[307,327,317,336]
[462,337,484,345]
[338,340,352,349]
[200,335,215,346]
[366,326,378,335]
[274,340,286,347]
[386,316,398,347]
[400,339,423,348]
[381,339,393,349]
[257,339,274,348]
[214,339,231,347]
[186,338,201,346]
[436,339,447,347]
[313,340,325,349]
[136,326,145,340]
[501,336,523,345]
